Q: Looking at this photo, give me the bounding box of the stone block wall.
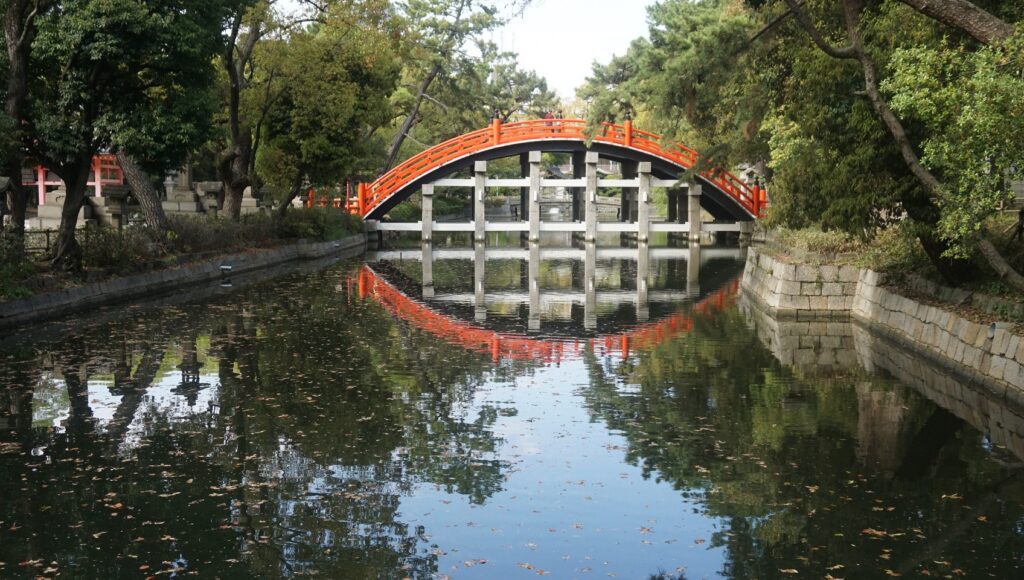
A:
[853,268,1024,403]
[743,245,1024,401]
[741,246,859,316]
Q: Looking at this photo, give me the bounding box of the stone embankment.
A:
[0,235,365,331]
[742,245,1024,402]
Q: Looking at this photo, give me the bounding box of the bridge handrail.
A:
[360,119,764,218]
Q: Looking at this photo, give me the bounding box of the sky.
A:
[495,0,657,100]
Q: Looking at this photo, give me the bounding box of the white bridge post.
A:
[637,162,651,243]
[585,152,599,243]
[688,182,702,243]
[474,160,487,244]
[529,151,541,242]
[421,184,433,243]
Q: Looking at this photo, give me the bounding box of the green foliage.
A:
[884,29,1024,257]
[166,209,360,253]
[29,0,240,173]
[256,1,401,200]
[579,0,1021,268]
[384,0,556,164]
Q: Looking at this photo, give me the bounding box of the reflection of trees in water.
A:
[579,307,1024,579]
[0,264,513,577]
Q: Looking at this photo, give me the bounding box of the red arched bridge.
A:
[349,265,740,364]
[350,119,767,236]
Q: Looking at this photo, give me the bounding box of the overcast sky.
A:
[495,0,656,100]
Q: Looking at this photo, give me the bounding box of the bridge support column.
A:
[572,151,584,222]
[474,242,486,322]
[529,151,542,242]
[688,182,702,243]
[676,185,688,224]
[585,152,599,243]
[621,161,637,223]
[687,243,701,298]
[667,189,678,223]
[474,160,487,244]
[738,220,753,247]
[637,162,651,243]
[528,242,541,332]
[422,242,434,299]
[637,241,649,323]
[519,153,529,223]
[584,241,597,331]
[421,184,433,243]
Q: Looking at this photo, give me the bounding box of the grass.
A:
[769,223,930,272]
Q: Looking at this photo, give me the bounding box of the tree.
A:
[218,3,269,221]
[1,0,54,236]
[26,0,240,270]
[780,0,1024,287]
[581,0,1024,287]
[256,0,401,215]
[382,0,502,172]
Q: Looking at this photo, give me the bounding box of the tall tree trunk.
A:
[896,0,1014,45]
[115,151,169,232]
[3,0,33,235]
[276,171,305,217]
[50,157,94,273]
[383,63,442,173]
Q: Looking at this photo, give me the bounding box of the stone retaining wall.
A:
[853,268,1024,404]
[0,235,366,331]
[742,245,1024,401]
[741,245,859,316]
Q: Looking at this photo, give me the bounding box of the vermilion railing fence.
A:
[353,119,767,219]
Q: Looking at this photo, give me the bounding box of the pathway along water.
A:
[1,239,1022,578]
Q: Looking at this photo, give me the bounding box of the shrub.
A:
[276,208,362,241]
[773,226,863,255]
[0,235,36,300]
[81,226,160,272]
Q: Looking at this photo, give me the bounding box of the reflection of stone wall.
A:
[739,295,858,373]
[741,246,858,316]
[853,324,1024,462]
[854,382,914,474]
[742,295,1024,464]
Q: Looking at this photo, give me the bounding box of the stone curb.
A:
[0,234,366,331]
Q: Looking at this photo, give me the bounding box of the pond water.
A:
[1,240,1023,579]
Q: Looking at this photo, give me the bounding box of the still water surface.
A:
[1,246,1023,578]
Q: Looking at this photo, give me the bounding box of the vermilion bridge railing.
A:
[353,118,767,219]
[350,265,740,364]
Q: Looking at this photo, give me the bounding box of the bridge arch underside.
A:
[366,140,755,222]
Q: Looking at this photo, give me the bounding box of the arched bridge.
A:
[352,119,766,242]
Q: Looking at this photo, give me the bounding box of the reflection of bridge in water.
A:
[352,242,744,363]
